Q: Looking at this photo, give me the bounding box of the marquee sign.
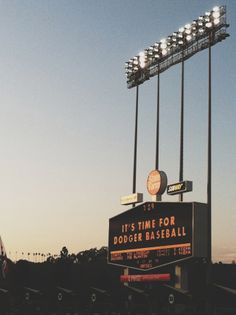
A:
[108,202,208,270]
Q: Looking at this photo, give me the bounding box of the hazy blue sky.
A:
[0,0,235,262]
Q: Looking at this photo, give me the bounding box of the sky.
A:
[0,0,235,263]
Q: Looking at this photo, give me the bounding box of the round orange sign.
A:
[147,170,167,195]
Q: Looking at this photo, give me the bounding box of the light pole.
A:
[179,53,184,202]
[155,69,160,171]
[207,33,212,263]
[132,85,139,205]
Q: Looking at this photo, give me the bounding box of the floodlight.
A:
[206,22,213,28]
[160,42,167,49]
[147,51,153,57]
[213,18,220,25]
[213,6,220,12]
[162,49,167,56]
[212,11,220,19]
[167,36,172,45]
[192,21,197,29]
[186,35,192,41]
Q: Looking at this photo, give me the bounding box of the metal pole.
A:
[207,37,212,263]
[133,85,139,198]
[179,55,184,202]
[205,35,213,315]
[155,70,160,171]
[154,69,162,202]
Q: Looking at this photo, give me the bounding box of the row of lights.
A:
[125,6,226,78]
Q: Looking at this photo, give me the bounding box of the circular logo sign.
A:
[25,292,30,301]
[91,293,96,303]
[58,292,63,301]
[168,293,175,305]
[147,170,167,195]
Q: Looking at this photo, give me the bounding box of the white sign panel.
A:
[120,193,143,206]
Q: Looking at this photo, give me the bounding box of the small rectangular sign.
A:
[120,273,171,283]
[167,181,192,195]
[120,193,143,205]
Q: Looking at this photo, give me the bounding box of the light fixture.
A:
[206,22,213,28]
[213,18,220,25]
[162,49,167,56]
[186,35,192,41]
[213,6,220,12]
[160,42,167,49]
[139,51,147,69]
[212,11,220,19]
[185,28,191,35]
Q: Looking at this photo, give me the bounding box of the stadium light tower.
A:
[125,6,229,259]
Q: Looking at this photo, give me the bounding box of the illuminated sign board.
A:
[108,202,208,270]
[167,181,193,195]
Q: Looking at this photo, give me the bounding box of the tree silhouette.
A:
[60,246,69,259]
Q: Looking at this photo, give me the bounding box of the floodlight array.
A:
[125,6,229,88]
